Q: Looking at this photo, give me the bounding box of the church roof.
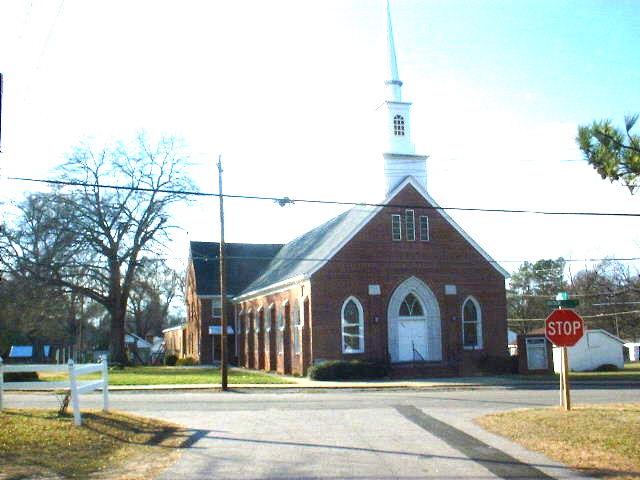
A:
[237,205,376,298]
[235,177,508,301]
[189,241,283,296]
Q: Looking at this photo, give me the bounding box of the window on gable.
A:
[392,214,402,241]
[393,115,405,136]
[462,297,482,349]
[341,297,364,354]
[405,209,415,241]
[399,293,423,317]
[419,216,429,241]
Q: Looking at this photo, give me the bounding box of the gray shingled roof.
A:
[190,241,284,296]
[238,205,376,296]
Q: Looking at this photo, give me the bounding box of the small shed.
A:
[624,342,640,362]
[517,330,554,374]
[552,329,625,372]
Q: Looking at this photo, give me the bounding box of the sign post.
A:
[544,308,584,411]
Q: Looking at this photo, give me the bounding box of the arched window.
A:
[462,297,482,349]
[393,115,405,136]
[399,293,423,317]
[341,297,364,353]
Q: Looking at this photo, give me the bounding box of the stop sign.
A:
[545,309,585,347]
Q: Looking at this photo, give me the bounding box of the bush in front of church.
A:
[308,360,389,380]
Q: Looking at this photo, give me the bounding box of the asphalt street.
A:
[6,386,639,479]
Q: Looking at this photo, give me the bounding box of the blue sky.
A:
[1,0,639,276]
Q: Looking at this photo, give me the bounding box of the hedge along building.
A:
[178,2,509,376]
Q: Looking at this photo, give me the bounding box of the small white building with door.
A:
[624,342,640,362]
[552,329,625,372]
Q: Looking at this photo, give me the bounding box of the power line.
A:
[7,176,640,218]
[508,309,640,322]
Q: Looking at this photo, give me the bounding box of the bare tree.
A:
[127,257,183,339]
[0,133,195,364]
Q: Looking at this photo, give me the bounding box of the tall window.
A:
[405,209,415,241]
[276,308,284,354]
[462,297,482,349]
[419,216,429,241]
[392,214,402,241]
[393,115,405,136]
[212,298,222,317]
[341,297,364,353]
[265,308,271,353]
[293,303,303,354]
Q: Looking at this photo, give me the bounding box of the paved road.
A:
[7,386,638,479]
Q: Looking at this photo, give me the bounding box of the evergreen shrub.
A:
[175,357,197,366]
[308,360,388,380]
[164,354,178,366]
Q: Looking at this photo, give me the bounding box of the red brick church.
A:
[166,3,508,377]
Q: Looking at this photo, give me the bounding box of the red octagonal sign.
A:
[545,309,585,347]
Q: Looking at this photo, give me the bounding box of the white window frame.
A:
[405,209,415,241]
[392,214,402,241]
[462,296,483,350]
[393,114,405,136]
[246,310,253,334]
[419,216,429,242]
[265,304,274,332]
[255,307,262,334]
[293,304,302,354]
[341,296,365,354]
[211,297,222,317]
[277,301,287,354]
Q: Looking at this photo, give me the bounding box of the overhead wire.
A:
[7,176,640,218]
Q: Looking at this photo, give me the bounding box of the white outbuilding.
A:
[552,329,625,373]
[625,342,640,362]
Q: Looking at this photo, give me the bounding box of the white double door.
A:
[397,319,427,362]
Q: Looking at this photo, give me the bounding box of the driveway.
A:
[7,386,638,479]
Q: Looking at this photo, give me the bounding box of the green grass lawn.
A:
[477,403,640,480]
[0,408,185,479]
[511,362,640,382]
[38,366,295,385]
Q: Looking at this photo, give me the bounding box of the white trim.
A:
[233,274,306,303]
[419,215,429,242]
[387,277,442,362]
[462,296,483,350]
[162,325,185,333]
[341,296,365,354]
[405,209,416,241]
[391,214,402,241]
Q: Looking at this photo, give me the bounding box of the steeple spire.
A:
[382,0,428,196]
[385,0,403,101]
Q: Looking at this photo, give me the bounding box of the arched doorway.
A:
[387,277,442,362]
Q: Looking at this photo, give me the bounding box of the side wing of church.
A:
[169,2,508,377]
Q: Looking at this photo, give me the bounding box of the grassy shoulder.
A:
[0,408,186,479]
[476,403,640,480]
[38,366,295,385]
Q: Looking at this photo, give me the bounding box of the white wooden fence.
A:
[0,356,109,426]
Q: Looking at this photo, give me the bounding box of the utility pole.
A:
[217,155,228,391]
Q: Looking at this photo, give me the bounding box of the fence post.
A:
[0,356,4,412]
[101,356,109,412]
[68,359,82,426]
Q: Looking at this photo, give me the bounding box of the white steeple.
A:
[383,0,428,195]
